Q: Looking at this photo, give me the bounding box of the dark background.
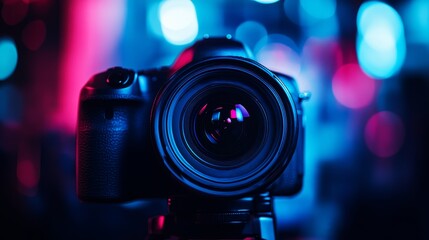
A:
[1,0,428,239]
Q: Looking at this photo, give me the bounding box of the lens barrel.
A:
[152,57,298,197]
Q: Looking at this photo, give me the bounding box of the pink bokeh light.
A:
[17,159,38,189]
[256,43,301,79]
[332,63,376,109]
[365,111,405,158]
[21,20,47,51]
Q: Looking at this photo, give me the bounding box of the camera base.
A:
[146,193,277,240]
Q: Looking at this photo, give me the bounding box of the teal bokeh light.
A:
[235,21,267,52]
[0,38,18,80]
[300,0,336,20]
[253,0,279,4]
[356,1,406,79]
[158,0,198,45]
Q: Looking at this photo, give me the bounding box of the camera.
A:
[76,37,309,202]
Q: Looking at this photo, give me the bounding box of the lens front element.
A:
[191,87,263,166]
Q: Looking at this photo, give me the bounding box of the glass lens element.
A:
[192,89,263,163]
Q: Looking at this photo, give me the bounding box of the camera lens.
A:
[152,57,299,197]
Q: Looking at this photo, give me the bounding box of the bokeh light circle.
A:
[356,1,406,79]
[22,20,47,51]
[254,34,301,78]
[0,38,18,80]
[17,159,38,189]
[365,111,405,158]
[357,1,404,40]
[332,63,376,109]
[253,0,279,4]
[300,0,336,20]
[159,0,198,45]
[235,21,267,51]
[1,0,28,26]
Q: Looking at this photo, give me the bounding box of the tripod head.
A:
[147,192,277,240]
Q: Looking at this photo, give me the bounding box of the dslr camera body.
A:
[77,37,308,202]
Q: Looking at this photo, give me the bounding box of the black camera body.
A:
[77,37,307,202]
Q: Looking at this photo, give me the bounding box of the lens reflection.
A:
[200,103,250,144]
[190,88,264,163]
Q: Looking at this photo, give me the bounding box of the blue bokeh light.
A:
[0,38,18,80]
[285,0,337,27]
[300,0,336,20]
[253,0,279,4]
[356,1,406,79]
[158,0,198,45]
[402,0,429,44]
[235,21,267,52]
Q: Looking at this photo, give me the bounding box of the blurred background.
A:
[1,0,428,239]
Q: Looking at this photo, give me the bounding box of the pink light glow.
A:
[198,103,208,115]
[17,141,41,196]
[171,48,194,74]
[230,109,237,119]
[55,0,125,132]
[22,20,47,51]
[302,37,343,74]
[17,159,38,189]
[365,111,405,158]
[332,63,376,109]
[149,215,165,232]
[256,43,301,78]
[1,0,28,26]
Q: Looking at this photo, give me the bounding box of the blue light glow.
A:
[357,35,405,79]
[253,0,279,4]
[0,85,23,122]
[235,21,267,51]
[300,0,336,20]
[285,0,337,27]
[235,107,243,122]
[284,0,301,26]
[159,0,198,45]
[403,0,429,44]
[357,2,403,39]
[302,14,339,38]
[138,75,148,93]
[147,2,164,37]
[0,38,18,80]
[356,1,406,79]
[121,200,150,209]
[259,217,275,240]
[211,111,220,122]
[235,104,250,118]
